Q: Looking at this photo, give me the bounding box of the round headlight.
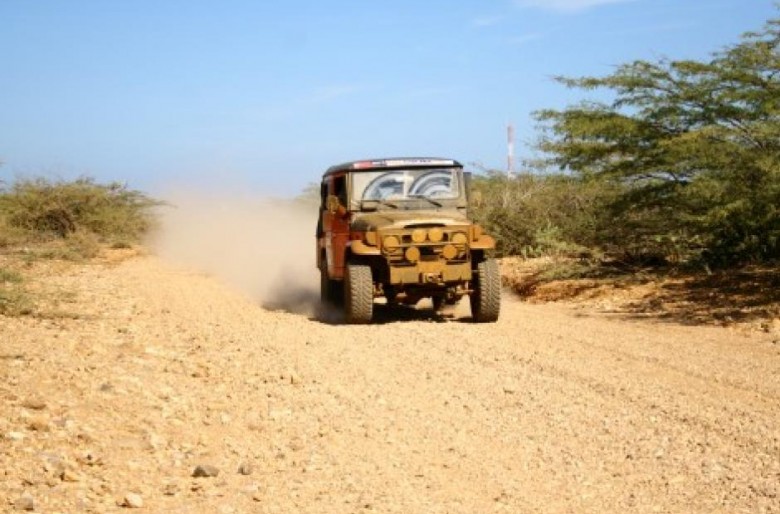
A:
[442,244,458,260]
[428,227,444,243]
[405,247,421,262]
[383,235,400,250]
[411,229,427,243]
[451,232,468,245]
[365,231,378,246]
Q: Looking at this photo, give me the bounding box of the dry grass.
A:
[0,176,158,316]
[0,266,33,316]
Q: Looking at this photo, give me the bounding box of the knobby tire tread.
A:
[345,264,373,324]
[471,258,501,323]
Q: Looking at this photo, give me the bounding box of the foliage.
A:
[0,217,29,248]
[533,15,779,265]
[470,171,615,259]
[0,177,160,257]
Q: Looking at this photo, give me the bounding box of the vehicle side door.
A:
[322,173,349,279]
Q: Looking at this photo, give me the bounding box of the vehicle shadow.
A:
[311,301,464,325]
[372,303,451,324]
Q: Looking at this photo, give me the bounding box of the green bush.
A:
[532,14,780,266]
[0,177,160,253]
[470,171,614,260]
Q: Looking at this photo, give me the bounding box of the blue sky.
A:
[1,0,776,196]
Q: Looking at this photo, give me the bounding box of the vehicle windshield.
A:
[351,168,461,209]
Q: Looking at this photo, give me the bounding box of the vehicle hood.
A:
[351,210,470,232]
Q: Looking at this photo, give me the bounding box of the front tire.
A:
[470,259,501,322]
[344,264,373,324]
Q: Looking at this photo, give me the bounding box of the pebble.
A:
[238,463,253,475]
[42,453,65,473]
[14,495,35,511]
[7,431,25,441]
[21,398,47,410]
[122,493,144,508]
[60,468,82,482]
[162,483,179,496]
[192,464,220,477]
[28,416,49,431]
[78,452,103,467]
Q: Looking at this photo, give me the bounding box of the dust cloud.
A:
[148,190,321,316]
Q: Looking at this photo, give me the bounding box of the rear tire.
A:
[470,258,501,322]
[344,264,373,324]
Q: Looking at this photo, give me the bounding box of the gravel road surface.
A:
[2,253,778,513]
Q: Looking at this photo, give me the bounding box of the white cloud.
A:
[515,0,636,13]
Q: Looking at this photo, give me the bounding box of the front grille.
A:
[381,227,470,265]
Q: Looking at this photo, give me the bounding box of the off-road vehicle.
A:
[316,157,500,324]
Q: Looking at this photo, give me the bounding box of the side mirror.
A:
[326,195,340,214]
[326,195,348,216]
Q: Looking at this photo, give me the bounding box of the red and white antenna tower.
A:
[507,123,515,177]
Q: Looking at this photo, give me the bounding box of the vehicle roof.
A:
[324,157,463,177]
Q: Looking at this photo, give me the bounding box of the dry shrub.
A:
[0,217,30,248]
[0,176,157,316]
[471,172,613,259]
[0,177,159,249]
[0,267,33,316]
[0,287,33,316]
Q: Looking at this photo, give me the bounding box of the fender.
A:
[349,239,381,256]
[470,235,496,250]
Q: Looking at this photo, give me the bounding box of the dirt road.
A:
[2,252,779,513]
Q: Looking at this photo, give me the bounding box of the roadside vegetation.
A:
[470,13,778,319]
[0,176,159,315]
[474,13,778,268]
